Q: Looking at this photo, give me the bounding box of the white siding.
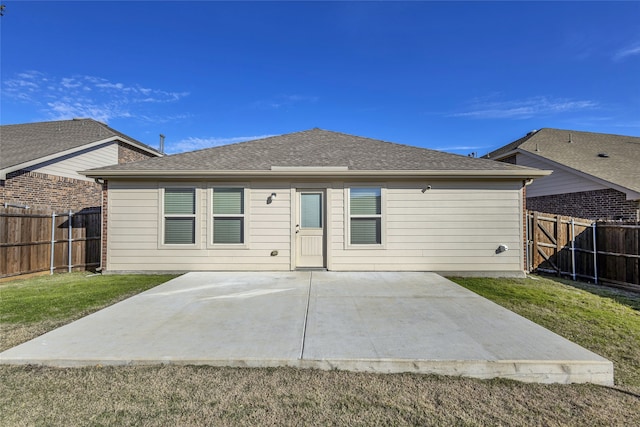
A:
[107,181,292,271]
[106,179,524,274]
[28,142,119,182]
[516,153,606,197]
[331,181,523,273]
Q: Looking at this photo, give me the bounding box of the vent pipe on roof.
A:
[159,134,165,154]
[569,132,573,143]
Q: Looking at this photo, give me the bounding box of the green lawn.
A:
[449,275,640,389]
[0,272,177,324]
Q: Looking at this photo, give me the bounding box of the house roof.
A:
[484,128,640,194]
[0,118,162,172]
[82,128,549,179]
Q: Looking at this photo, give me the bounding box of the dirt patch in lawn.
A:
[1,365,638,426]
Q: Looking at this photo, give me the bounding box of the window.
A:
[301,192,322,228]
[350,187,381,245]
[212,188,244,244]
[164,188,196,244]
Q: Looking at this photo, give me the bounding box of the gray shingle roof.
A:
[0,118,161,170]
[485,128,640,194]
[85,128,538,174]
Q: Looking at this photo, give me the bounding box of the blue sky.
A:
[1,1,639,155]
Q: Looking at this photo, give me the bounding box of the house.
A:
[82,128,549,276]
[0,118,162,212]
[484,128,640,221]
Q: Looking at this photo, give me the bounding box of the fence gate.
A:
[527,211,639,289]
[527,211,597,282]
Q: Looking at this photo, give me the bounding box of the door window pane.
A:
[301,193,322,228]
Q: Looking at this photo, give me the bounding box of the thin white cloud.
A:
[451,96,598,119]
[252,94,318,109]
[2,71,189,123]
[168,134,277,154]
[613,43,640,61]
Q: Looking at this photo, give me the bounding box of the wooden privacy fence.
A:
[527,211,639,289]
[0,207,101,278]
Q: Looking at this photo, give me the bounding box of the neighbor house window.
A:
[350,187,381,245]
[212,188,244,244]
[164,188,196,244]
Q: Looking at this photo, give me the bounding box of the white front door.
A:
[295,190,325,268]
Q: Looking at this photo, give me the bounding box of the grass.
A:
[0,273,639,425]
[1,365,639,426]
[449,275,640,390]
[0,272,177,351]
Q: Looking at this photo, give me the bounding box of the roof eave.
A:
[80,168,552,180]
[483,148,520,160]
[1,135,163,179]
[517,150,640,200]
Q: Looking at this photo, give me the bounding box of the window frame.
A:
[208,185,249,249]
[159,185,200,249]
[346,185,386,249]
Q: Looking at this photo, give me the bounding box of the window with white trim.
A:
[212,188,244,244]
[349,187,382,245]
[163,188,196,244]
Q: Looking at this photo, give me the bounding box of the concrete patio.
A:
[0,272,613,384]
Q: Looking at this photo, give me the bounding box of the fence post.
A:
[555,214,560,276]
[532,211,538,272]
[50,212,56,275]
[570,218,576,281]
[68,210,73,273]
[592,222,598,285]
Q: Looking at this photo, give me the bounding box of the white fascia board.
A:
[1,137,162,180]
[517,150,640,201]
[80,168,552,180]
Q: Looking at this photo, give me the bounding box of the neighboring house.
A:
[83,128,549,276]
[0,118,162,212]
[484,128,640,221]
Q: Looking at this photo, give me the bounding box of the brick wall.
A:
[527,188,640,221]
[0,170,101,212]
[0,142,157,213]
[101,181,108,269]
[119,142,158,164]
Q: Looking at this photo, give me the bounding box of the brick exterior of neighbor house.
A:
[118,141,157,164]
[0,170,102,212]
[527,188,640,221]
[485,129,640,222]
[0,141,158,213]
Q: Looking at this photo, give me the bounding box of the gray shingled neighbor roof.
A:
[84,128,545,177]
[0,118,161,170]
[484,128,640,194]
